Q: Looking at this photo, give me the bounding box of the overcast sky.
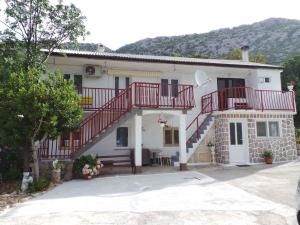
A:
[2,0,300,50]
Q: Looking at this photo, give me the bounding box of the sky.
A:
[2,0,300,50]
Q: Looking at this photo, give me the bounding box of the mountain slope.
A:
[116,18,300,64]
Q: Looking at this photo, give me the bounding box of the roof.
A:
[43,49,282,70]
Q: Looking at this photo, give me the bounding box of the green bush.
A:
[72,155,96,178]
[28,177,50,193]
[3,168,22,181]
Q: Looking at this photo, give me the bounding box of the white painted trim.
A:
[255,119,282,138]
[227,118,250,164]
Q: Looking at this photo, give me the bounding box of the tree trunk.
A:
[23,144,30,172]
[31,139,39,180]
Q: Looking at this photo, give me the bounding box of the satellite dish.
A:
[195,70,211,87]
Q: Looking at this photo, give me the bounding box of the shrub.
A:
[28,177,50,193]
[3,168,22,181]
[72,155,96,178]
[54,162,65,170]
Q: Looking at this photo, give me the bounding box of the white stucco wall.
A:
[45,55,283,157]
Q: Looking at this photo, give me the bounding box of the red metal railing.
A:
[38,82,195,159]
[134,82,194,109]
[77,87,124,111]
[186,98,212,145]
[201,87,295,113]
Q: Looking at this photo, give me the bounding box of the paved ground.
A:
[0,162,299,225]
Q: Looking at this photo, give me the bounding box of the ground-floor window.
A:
[116,127,128,147]
[256,121,279,137]
[163,127,179,146]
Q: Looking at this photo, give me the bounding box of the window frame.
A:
[163,127,179,147]
[161,79,169,97]
[256,120,280,138]
[116,127,129,147]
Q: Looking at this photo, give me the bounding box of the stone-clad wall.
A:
[214,113,297,164]
[215,116,230,163]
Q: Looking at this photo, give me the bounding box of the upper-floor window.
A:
[64,74,71,80]
[74,75,83,94]
[161,79,178,97]
[161,79,169,96]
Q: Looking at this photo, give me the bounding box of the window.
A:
[171,79,178,97]
[229,122,243,145]
[116,127,128,147]
[230,123,236,145]
[256,121,280,137]
[269,122,279,137]
[74,75,82,94]
[163,127,179,146]
[161,79,169,96]
[264,77,271,83]
[125,77,130,88]
[256,122,267,137]
[115,77,119,96]
[64,74,70,80]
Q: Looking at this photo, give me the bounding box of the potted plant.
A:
[52,159,65,183]
[207,141,216,164]
[263,150,273,164]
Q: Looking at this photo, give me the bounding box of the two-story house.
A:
[38,46,297,173]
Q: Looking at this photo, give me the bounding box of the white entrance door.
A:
[228,120,249,164]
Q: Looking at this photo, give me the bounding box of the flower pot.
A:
[265,158,273,164]
[83,175,92,180]
[52,169,61,183]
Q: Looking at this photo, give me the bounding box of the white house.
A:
[38,46,297,173]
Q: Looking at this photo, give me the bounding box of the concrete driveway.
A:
[0,162,299,225]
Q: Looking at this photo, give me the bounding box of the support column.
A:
[179,113,187,171]
[134,113,142,173]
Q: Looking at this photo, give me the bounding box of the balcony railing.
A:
[77,87,124,110]
[134,82,194,109]
[38,82,194,159]
[201,87,295,113]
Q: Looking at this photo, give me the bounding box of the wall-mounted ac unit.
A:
[84,65,106,77]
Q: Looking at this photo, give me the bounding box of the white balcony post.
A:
[134,113,142,173]
[179,113,187,170]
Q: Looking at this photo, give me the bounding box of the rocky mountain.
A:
[116,18,300,65]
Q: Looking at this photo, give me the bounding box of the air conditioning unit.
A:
[84,65,105,77]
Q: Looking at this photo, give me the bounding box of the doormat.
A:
[236,165,250,167]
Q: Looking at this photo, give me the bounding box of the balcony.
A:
[78,83,195,111]
[201,87,295,113]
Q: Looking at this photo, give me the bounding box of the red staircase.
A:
[38,82,194,159]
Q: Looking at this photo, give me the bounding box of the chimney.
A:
[241,45,249,62]
[97,44,105,53]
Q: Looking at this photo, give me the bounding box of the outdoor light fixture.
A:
[158,113,167,128]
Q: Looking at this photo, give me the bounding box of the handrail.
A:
[38,81,195,159]
[201,86,295,113]
[186,99,211,130]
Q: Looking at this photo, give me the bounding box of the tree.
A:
[223,48,267,64]
[0,0,88,71]
[169,52,209,59]
[0,69,83,178]
[281,55,300,122]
